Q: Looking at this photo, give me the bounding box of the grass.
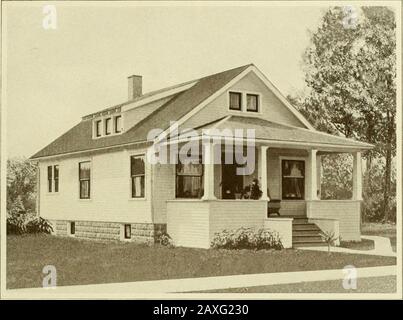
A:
[340,239,375,251]
[7,234,397,289]
[202,276,397,293]
[361,222,396,252]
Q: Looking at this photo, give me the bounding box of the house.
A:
[31,64,373,249]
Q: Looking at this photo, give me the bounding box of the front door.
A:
[221,163,243,199]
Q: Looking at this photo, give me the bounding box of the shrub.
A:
[156,231,174,247]
[7,214,27,235]
[26,217,54,234]
[211,227,283,250]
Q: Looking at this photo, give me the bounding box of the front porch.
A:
[163,117,371,249]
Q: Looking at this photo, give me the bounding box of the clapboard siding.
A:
[306,200,361,241]
[39,147,152,224]
[167,201,210,248]
[209,201,267,240]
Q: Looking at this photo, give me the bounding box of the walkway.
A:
[5,265,396,298]
[298,235,396,257]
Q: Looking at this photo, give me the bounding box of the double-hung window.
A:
[282,160,305,200]
[131,156,145,198]
[229,92,242,111]
[79,161,91,199]
[246,94,259,112]
[176,161,203,198]
[47,165,59,193]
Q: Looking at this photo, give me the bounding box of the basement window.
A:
[124,224,131,239]
[69,222,75,236]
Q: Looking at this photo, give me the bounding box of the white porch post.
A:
[260,146,270,200]
[307,149,318,200]
[352,151,363,200]
[202,142,217,200]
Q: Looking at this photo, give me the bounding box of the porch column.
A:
[260,146,270,200]
[202,142,217,200]
[307,149,318,200]
[352,151,363,200]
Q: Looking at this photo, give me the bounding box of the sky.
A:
[4,2,328,158]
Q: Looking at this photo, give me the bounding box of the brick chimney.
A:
[128,75,142,100]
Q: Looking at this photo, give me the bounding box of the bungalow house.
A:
[31,64,373,249]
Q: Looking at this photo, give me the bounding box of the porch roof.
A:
[175,116,373,151]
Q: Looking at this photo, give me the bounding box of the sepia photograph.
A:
[0,0,401,301]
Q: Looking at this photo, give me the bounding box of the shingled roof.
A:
[197,116,373,150]
[31,64,252,159]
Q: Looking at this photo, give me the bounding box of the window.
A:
[247,94,259,112]
[47,165,59,193]
[229,92,242,111]
[105,118,112,135]
[70,222,75,235]
[54,165,59,192]
[124,224,131,239]
[95,120,102,137]
[131,156,145,198]
[47,166,52,192]
[176,162,203,198]
[114,115,122,133]
[79,161,91,199]
[282,160,305,200]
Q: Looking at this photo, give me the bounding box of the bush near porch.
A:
[7,234,396,289]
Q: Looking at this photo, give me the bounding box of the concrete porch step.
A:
[293,230,321,237]
[292,224,321,231]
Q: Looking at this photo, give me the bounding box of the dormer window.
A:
[95,120,102,137]
[93,114,123,138]
[114,115,122,133]
[229,92,242,111]
[105,118,112,135]
[246,94,259,112]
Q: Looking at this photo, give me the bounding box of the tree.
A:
[300,6,396,221]
[7,157,38,217]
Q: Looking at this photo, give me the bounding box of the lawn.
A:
[202,276,397,293]
[7,234,397,289]
[361,222,397,252]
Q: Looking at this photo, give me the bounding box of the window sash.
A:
[124,224,131,239]
[130,156,145,176]
[229,92,242,110]
[131,175,145,198]
[54,165,59,193]
[175,161,203,198]
[95,120,102,137]
[281,160,305,200]
[47,166,52,192]
[79,162,91,199]
[246,94,259,112]
[115,116,122,133]
[105,118,112,135]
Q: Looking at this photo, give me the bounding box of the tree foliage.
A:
[295,6,396,222]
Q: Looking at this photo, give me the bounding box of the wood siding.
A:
[306,200,361,241]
